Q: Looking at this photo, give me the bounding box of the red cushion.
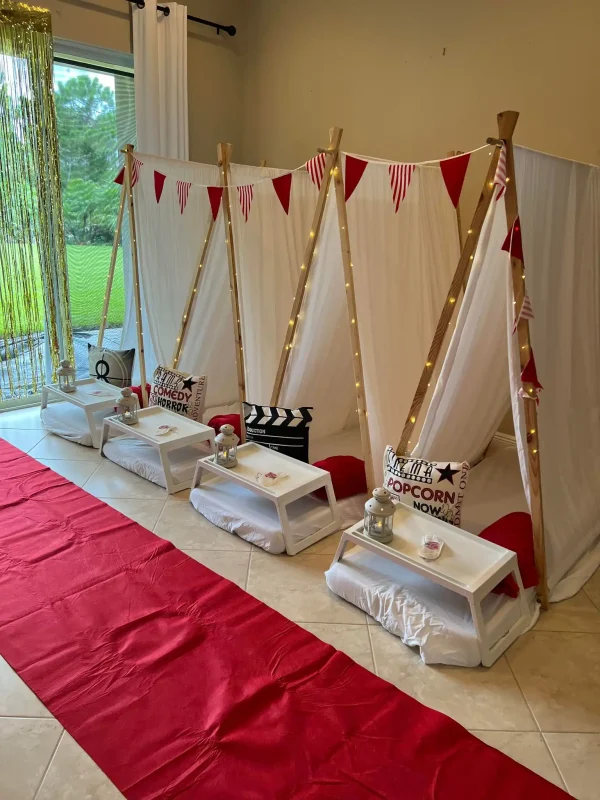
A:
[130,384,151,408]
[479,512,538,598]
[208,414,242,440]
[312,455,367,501]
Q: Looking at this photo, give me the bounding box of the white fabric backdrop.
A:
[132,0,188,159]
[230,165,317,404]
[412,193,511,465]
[346,157,460,483]
[514,145,600,595]
[128,152,237,410]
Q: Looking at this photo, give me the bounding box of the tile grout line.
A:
[32,726,64,800]
[540,732,570,793]
[365,619,378,676]
[503,652,542,734]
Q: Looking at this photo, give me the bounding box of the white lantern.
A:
[57,359,76,393]
[364,487,395,544]
[214,423,239,468]
[117,387,139,425]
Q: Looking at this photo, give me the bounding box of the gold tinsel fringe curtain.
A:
[0,0,73,399]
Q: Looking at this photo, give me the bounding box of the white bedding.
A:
[103,436,211,489]
[41,403,114,447]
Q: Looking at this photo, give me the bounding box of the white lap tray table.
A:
[101,407,215,494]
[328,504,532,667]
[190,442,340,555]
[41,379,123,448]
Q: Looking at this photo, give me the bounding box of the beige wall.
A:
[240,0,600,219]
[46,0,244,163]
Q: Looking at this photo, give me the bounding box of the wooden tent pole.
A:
[124,145,148,407]
[499,110,548,609]
[396,135,502,456]
[171,211,218,370]
[218,142,247,441]
[270,127,343,406]
[98,181,127,347]
[333,153,375,492]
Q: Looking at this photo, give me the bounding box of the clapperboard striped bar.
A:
[243,404,313,462]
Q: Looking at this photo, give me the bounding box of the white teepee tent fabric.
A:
[413,144,600,600]
[345,157,460,483]
[229,164,317,404]
[126,151,237,410]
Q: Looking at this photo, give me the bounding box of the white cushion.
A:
[190,480,334,554]
[383,445,470,526]
[103,436,210,489]
[325,548,538,667]
[41,403,113,447]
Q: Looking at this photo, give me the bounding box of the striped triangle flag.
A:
[237,184,254,222]
[512,293,534,334]
[305,153,327,190]
[494,144,507,200]
[388,163,415,212]
[176,180,192,214]
[131,156,143,188]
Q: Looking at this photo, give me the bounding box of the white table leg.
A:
[323,477,340,528]
[468,593,492,667]
[100,420,112,457]
[85,407,100,449]
[41,387,49,411]
[276,500,293,555]
[331,530,352,565]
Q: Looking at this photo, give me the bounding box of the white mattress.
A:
[103,436,211,489]
[326,550,538,667]
[41,403,114,447]
[190,480,335,554]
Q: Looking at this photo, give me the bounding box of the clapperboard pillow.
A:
[149,365,207,422]
[243,403,313,462]
[88,344,134,389]
[383,445,470,527]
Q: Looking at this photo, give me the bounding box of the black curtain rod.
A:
[125,0,236,36]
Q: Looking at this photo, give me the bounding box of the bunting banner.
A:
[521,350,543,390]
[237,184,254,222]
[439,152,471,208]
[177,180,192,215]
[306,153,327,190]
[501,217,524,262]
[388,164,416,212]
[131,157,143,188]
[512,293,534,334]
[154,170,167,204]
[272,173,292,215]
[114,167,125,186]
[494,144,507,200]
[518,387,540,406]
[344,155,368,202]
[206,186,223,221]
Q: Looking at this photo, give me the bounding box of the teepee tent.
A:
[402,111,600,606]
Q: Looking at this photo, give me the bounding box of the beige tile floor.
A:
[1,408,600,798]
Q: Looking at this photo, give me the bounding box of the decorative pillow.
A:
[88,344,134,388]
[312,455,367,502]
[149,365,207,421]
[131,384,151,409]
[479,512,538,597]
[243,403,312,462]
[208,413,242,440]
[383,445,469,527]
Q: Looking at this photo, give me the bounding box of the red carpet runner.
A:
[0,440,566,799]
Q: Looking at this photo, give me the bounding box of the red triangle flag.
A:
[154,171,167,204]
[272,173,292,215]
[440,152,470,208]
[521,350,543,390]
[344,155,368,202]
[501,217,524,262]
[114,167,125,185]
[207,186,224,221]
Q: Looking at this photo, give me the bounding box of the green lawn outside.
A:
[0,244,125,335]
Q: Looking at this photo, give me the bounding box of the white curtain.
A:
[230,164,317,404]
[132,0,188,159]
[513,145,600,596]
[346,157,460,483]
[412,193,511,465]
[127,151,237,411]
